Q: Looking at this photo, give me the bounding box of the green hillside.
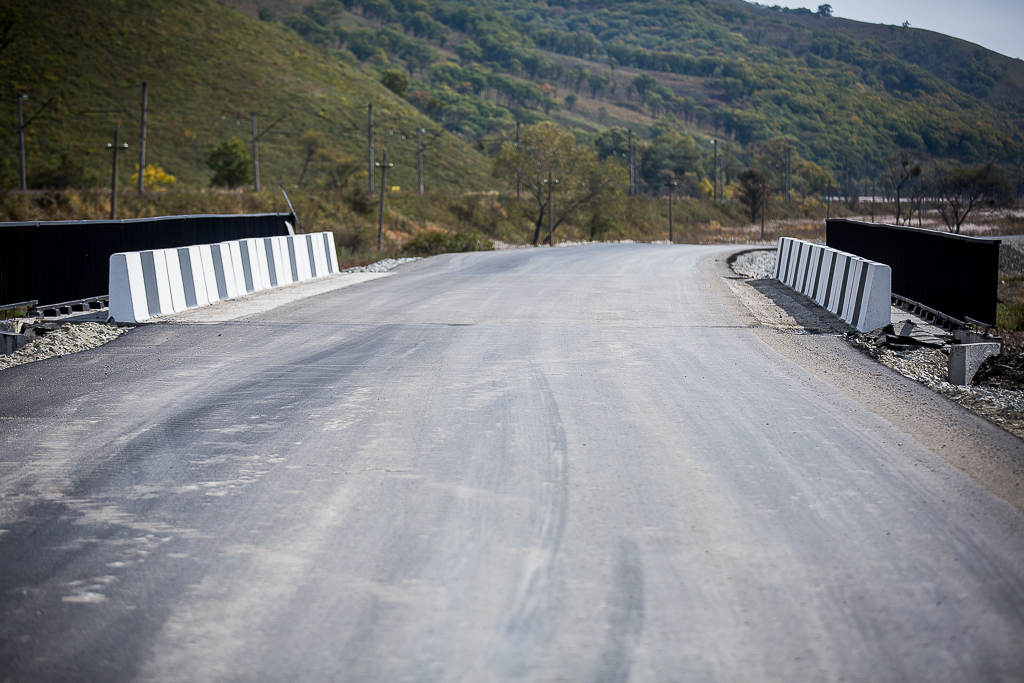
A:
[0,0,493,193]
[222,0,1022,184]
[2,0,1021,201]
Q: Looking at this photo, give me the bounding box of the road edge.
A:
[702,248,1024,515]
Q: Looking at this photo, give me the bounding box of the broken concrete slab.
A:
[949,342,1002,385]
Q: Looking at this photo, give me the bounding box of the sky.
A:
[822,0,1024,61]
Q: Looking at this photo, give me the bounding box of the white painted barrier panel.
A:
[278,236,298,284]
[179,246,211,309]
[162,249,189,314]
[291,235,313,282]
[311,232,329,276]
[324,232,338,273]
[243,238,270,291]
[774,237,891,332]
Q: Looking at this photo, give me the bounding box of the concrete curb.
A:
[109,233,339,323]
[774,237,891,333]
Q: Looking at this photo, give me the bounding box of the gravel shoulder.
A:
[711,249,1024,514]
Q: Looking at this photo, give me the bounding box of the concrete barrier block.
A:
[857,262,892,332]
[292,235,313,281]
[235,240,258,294]
[221,241,247,296]
[205,243,238,301]
[109,252,150,323]
[245,238,271,291]
[1,332,28,356]
[949,343,1001,385]
[260,237,280,287]
[178,246,210,308]
[303,233,319,278]
[280,235,300,284]
[140,250,174,318]
[161,248,189,314]
[775,237,892,333]
[195,245,221,304]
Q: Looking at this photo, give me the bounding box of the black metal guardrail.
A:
[1,300,37,320]
[32,295,110,318]
[826,219,1000,326]
[1,213,293,310]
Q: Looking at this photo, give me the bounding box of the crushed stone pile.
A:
[731,249,777,279]
[341,257,420,274]
[0,322,126,371]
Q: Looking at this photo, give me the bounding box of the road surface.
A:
[1,244,1023,682]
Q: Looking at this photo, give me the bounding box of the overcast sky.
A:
[821,0,1024,60]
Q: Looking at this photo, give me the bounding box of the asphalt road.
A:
[2,244,1023,682]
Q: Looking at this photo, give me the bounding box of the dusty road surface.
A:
[2,244,1023,682]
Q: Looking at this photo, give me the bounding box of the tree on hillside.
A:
[493,122,627,245]
[455,40,482,65]
[641,131,702,191]
[594,127,631,162]
[380,69,409,97]
[587,71,611,98]
[736,168,766,223]
[632,74,658,101]
[933,161,1011,234]
[207,138,252,189]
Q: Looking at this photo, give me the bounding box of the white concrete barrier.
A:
[109,232,338,323]
[773,237,891,332]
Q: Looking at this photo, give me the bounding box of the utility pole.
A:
[417,128,424,194]
[515,121,522,199]
[16,93,26,191]
[251,111,260,192]
[785,146,791,203]
[376,149,392,251]
[107,125,128,220]
[622,129,630,196]
[826,177,831,220]
[711,140,718,200]
[871,181,875,223]
[137,82,148,194]
[666,181,677,243]
[544,171,558,246]
[761,175,766,240]
[367,104,374,193]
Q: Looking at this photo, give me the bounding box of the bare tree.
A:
[933,161,1011,234]
[886,151,922,225]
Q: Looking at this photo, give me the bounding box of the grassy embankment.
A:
[0,0,492,193]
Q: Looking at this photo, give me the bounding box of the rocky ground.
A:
[341,257,421,273]
[0,322,126,371]
[730,247,1024,439]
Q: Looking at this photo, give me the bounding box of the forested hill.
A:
[1,0,1021,194]
[234,0,1023,180]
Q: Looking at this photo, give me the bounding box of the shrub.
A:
[380,69,409,97]
[207,138,252,189]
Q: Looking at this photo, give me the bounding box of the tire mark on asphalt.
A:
[594,538,645,683]
[488,370,569,679]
